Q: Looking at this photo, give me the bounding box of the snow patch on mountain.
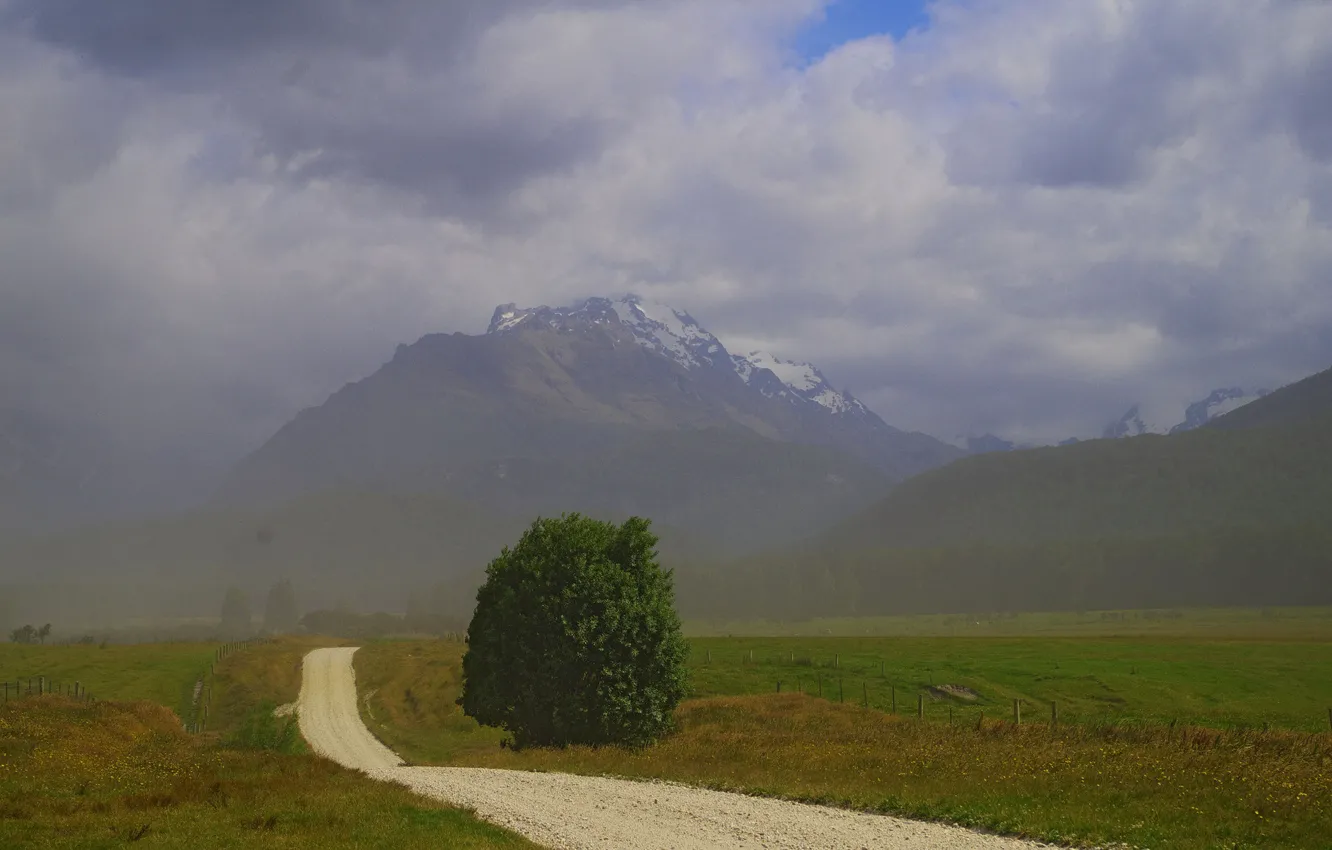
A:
[487,295,870,417]
[734,350,863,415]
[1103,387,1270,439]
[614,295,728,371]
[1168,387,1269,433]
[488,295,728,371]
[743,350,820,392]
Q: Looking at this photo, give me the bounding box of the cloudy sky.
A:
[3,0,1331,507]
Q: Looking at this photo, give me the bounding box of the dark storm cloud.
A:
[5,0,606,72]
[6,0,630,209]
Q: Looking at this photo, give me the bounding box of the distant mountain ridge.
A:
[1103,387,1269,439]
[215,294,962,554]
[693,362,1332,619]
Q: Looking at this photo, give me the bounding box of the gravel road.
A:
[298,647,1058,850]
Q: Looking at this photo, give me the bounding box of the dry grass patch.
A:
[0,696,539,849]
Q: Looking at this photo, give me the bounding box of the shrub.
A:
[460,514,688,748]
[226,701,303,753]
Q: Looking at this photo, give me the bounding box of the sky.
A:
[794,0,930,63]
[2,0,1332,516]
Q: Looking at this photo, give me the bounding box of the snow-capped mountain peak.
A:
[733,350,864,415]
[1168,387,1269,433]
[1102,387,1271,440]
[487,295,871,417]
[488,295,729,371]
[612,295,729,371]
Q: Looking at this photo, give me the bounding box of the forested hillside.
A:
[823,414,1332,551]
[678,373,1332,619]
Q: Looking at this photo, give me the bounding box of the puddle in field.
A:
[930,684,980,701]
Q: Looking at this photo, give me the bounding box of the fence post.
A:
[777,681,781,693]
[862,681,868,707]
[1013,698,1021,725]
[1051,701,1058,727]
[834,654,839,669]
[39,677,45,695]
[1327,707,1331,733]
[918,694,924,719]
[706,650,711,664]
[839,678,844,703]
[818,673,823,697]
[891,686,896,714]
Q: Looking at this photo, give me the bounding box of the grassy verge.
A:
[205,635,352,737]
[0,696,539,849]
[355,638,1332,850]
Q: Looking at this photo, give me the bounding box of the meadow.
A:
[354,627,1332,850]
[0,637,539,849]
[0,642,218,721]
[683,605,1332,639]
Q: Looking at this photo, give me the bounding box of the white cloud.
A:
[1,0,1331,514]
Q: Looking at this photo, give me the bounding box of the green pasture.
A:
[684,605,1332,638]
[686,635,1332,731]
[0,642,218,720]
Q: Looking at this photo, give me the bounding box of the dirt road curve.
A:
[298,647,1056,850]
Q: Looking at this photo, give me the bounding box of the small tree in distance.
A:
[263,579,299,634]
[461,514,688,749]
[220,587,253,638]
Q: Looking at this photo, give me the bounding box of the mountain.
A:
[1170,387,1269,433]
[1101,404,1154,439]
[684,363,1332,619]
[1102,387,1268,439]
[483,295,961,477]
[215,295,957,554]
[1208,366,1332,431]
[965,434,1018,454]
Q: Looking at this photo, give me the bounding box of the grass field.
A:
[0,696,539,849]
[0,642,218,721]
[354,637,1332,850]
[684,606,1332,638]
[0,637,542,849]
[686,636,1332,732]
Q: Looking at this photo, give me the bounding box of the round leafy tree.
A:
[461,514,689,748]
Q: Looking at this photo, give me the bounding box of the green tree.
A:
[461,514,688,749]
[37,623,50,644]
[220,587,252,638]
[262,579,299,634]
[9,624,35,644]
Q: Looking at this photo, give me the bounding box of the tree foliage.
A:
[461,514,688,749]
[262,579,299,634]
